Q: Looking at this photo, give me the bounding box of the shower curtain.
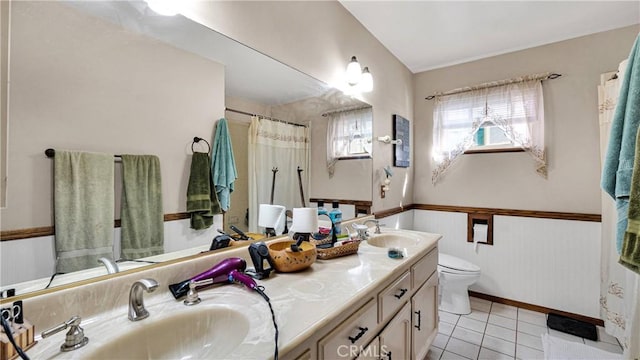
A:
[599,61,640,358]
[248,116,309,234]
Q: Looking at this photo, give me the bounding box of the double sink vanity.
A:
[16,218,441,359]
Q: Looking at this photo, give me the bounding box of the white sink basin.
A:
[85,307,250,359]
[367,233,424,248]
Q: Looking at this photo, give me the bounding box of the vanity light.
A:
[346,56,362,86]
[145,0,180,16]
[360,67,373,92]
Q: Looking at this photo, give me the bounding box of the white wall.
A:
[378,209,601,319]
[179,1,415,214]
[1,1,226,230]
[413,25,639,214]
[1,216,222,291]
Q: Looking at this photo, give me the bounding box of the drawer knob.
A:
[393,288,408,299]
[348,326,368,344]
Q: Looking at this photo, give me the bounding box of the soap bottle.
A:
[329,202,342,236]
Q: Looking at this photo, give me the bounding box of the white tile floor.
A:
[428,297,623,360]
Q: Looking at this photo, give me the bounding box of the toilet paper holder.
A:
[467,213,493,246]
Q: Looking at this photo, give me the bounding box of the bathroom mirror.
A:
[0,0,372,298]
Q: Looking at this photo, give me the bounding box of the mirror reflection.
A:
[0,0,372,297]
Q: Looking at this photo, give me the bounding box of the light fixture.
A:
[346,56,362,86]
[360,67,373,92]
[145,0,180,16]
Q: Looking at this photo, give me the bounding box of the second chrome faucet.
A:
[128,278,158,321]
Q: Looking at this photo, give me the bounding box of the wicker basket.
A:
[314,240,361,260]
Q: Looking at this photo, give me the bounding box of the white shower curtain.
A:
[599,61,640,358]
[248,116,309,234]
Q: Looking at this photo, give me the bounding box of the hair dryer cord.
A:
[256,286,278,360]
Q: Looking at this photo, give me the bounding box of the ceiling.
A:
[340,1,640,73]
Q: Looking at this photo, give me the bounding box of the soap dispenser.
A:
[329,202,342,236]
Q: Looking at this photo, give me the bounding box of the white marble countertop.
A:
[24,228,440,359]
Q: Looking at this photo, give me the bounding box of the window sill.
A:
[464,147,524,155]
[336,155,372,160]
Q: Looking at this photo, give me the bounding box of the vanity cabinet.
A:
[317,247,438,360]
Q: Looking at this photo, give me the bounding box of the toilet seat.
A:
[438,253,480,275]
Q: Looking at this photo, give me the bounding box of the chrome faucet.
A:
[97,257,119,274]
[128,278,158,321]
[41,316,89,352]
[363,219,382,234]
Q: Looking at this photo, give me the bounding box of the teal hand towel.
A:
[120,155,164,259]
[211,118,238,212]
[54,150,114,273]
[188,152,221,230]
[601,34,640,253]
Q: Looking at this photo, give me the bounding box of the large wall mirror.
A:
[0,1,373,298]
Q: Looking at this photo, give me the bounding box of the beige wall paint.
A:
[413,26,639,214]
[0,2,225,230]
[180,1,415,213]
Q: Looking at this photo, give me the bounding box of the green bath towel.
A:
[621,126,640,274]
[54,150,114,273]
[120,155,164,259]
[187,152,221,230]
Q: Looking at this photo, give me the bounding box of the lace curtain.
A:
[248,117,309,233]
[431,78,546,184]
[326,108,373,177]
[599,62,640,358]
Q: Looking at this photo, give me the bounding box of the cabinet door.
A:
[411,272,438,360]
[378,303,411,360]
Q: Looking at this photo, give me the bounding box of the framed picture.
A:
[393,114,410,167]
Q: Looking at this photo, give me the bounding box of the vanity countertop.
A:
[24,228,440,359]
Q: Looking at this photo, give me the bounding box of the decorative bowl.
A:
[267,240,317,272]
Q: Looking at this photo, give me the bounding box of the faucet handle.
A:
[41,316,89,352]
[183,279,214,306]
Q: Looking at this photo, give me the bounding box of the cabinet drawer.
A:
[378,271,411,323]
[411,247,438,289]
[318,297,378,359]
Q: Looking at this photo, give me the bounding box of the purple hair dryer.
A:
[169,257,247,299]
[228,269,258,290]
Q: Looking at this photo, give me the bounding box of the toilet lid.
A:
[439,253,480,273]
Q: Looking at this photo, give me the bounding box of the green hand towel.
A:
[54,150,114,273]
[187,152,221,230]
[120,155,164,259]
[211,118,238,211]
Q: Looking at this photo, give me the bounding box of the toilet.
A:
[438,253,481,315]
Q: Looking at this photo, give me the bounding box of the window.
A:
[326,107,373,176]
[432,78,546,184]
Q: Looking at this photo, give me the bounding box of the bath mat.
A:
[542,333,622,360]
[547,313,597,341]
